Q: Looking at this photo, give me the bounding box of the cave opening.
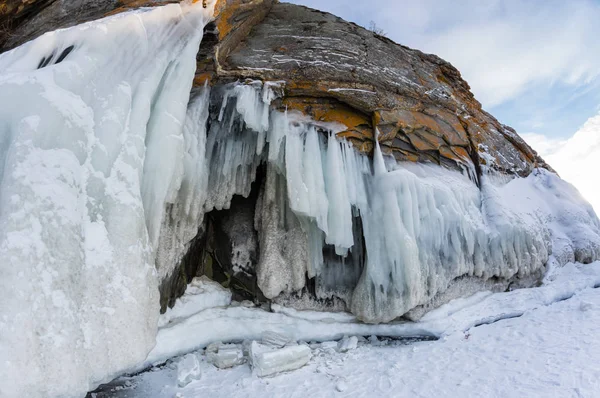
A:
[159,164,267,312]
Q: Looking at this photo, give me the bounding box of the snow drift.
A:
[0,1,599,397]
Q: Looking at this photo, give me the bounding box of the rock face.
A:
[1,0,548,178]
[0,0,593,324]
[217,2,548,178]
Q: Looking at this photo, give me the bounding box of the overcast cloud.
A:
[285,0,600,138]
[523,112,600,214]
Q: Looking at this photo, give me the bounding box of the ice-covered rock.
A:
[176,354,201,387]
[250,342,312,377]
[197,82,600,324]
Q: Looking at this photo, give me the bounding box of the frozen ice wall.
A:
[0,2,216,397]
[203,82,600,323]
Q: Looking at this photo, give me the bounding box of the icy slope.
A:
[0,2,216,398]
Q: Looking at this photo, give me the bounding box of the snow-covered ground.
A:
[91,261,600,398]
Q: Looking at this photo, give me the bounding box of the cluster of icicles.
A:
[160,81,554,324]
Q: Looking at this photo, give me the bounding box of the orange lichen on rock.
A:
[280,97,371,131]
[106,1,179,16]
[193,72,213,86]
[278,97,375,152]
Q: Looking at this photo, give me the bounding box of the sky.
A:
[286,0,600,213]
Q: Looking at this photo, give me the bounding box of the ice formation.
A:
[338,336,359,352]
[1,1,600,396]
[176,353,202,387]
[196,81,600,323]
[0,2,217,398]
[207,344,245,369]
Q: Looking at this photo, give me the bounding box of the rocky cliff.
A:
[1,0,548,177]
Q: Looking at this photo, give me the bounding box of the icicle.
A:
[155,84,212,281]
[255,165,309,299]
[203,86,266,212]
[373,128,387,177]
[323,132,354,255]
[303,127,329,233]
[285,126,311,216]
[199,82,599,326]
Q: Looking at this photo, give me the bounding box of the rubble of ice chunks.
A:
[369,335,382,347]
[309,336,362,353]
[200,331,312,376]
[177,333,365,382]
[205,341,222,354]
[207,343,245,369]
[176,354,202,387]
[338,336,359,352]
[249,341,312,377]
[319,341,339,351]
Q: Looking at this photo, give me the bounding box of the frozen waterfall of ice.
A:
[199,82,600,323]
[0,2,217,398]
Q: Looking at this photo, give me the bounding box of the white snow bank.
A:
[140,261,600,368]
[421,261,600,334]
[0,2,216,397]
[94,260,600,398]
[159,276,232,327]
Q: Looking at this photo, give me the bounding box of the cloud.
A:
[523,113,600,215]
[520,133,566,158]
[286,0,600,110]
